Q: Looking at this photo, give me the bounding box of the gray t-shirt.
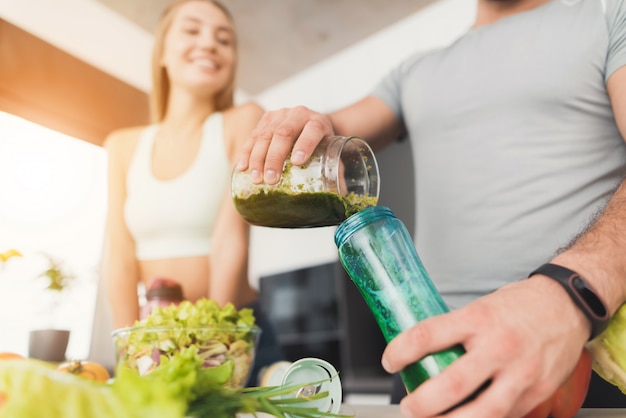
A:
[372,0,626,309]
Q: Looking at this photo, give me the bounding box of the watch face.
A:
[571,276,607,319]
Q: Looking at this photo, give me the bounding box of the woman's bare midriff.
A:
[138,255,258,307]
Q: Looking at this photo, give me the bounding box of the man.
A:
[238,0,626,416]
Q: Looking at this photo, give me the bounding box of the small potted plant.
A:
[28,253,75,363]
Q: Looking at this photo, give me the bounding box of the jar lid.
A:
[280,358,342,414]
[145,280,183,300]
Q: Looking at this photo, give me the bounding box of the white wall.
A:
[248,0,476,285]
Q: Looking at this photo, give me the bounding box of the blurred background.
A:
[0,0,475,400]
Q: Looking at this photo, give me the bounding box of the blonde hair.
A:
[150,0,237,122]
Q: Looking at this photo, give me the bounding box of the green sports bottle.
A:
[334,205,467,394]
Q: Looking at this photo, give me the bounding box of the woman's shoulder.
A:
[222,101,264,128]
[221,102,265,158]
[104,125,148,150]
[104,125,150,166]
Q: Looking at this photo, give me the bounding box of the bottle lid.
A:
[145,278,183,301]
[280,358,342,414]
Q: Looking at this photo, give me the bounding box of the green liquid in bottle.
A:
[344,265,466,392]
[335,206,467,392]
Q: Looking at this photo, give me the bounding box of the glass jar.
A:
[140,277,184,319]
[231,135,379,228]
[334,206,466,393]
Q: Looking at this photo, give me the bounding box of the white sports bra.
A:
[124,113,231,260]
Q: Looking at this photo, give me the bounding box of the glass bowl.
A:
[112,324,261,388]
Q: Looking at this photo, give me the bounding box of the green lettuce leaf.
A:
[115,346,234,402]
[587,303,626,394]
[0,359,185,418]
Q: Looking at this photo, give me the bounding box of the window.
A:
[0,111,107,359]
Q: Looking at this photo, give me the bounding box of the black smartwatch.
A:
[528,263,610,340]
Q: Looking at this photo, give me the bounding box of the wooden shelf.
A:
[0,18,149,146]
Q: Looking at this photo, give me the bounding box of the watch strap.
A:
[528,263,609,340]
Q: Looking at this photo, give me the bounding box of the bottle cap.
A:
[145,278,183,301]
[280,357,342,414]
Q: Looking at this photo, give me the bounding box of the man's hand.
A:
[236,106,334,184]
[382,277,590,417]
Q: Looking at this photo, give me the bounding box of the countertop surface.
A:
[339,406,626,417]
[240,405,626,417]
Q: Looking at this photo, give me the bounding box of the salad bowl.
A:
[112,324,261,388]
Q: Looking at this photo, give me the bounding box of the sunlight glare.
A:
[0,111,107,359]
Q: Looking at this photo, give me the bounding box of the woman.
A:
[103,0,283,384]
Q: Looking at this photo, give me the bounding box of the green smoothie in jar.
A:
[231,136,379,228]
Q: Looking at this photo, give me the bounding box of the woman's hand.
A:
[382,277,590,417]
[236,106,334,184]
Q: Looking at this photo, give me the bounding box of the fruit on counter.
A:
[523,348,592,418]
[587,302,626,394]
[57,360,111,383]
[0,352,25,361]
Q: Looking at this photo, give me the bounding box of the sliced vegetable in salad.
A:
[113,298,259,387]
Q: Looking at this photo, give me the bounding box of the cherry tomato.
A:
[524,348,592,418]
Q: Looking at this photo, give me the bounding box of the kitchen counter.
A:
[341,405,626,417]
[240,405,626,417]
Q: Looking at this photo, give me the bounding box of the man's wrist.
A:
[528,263,610,340]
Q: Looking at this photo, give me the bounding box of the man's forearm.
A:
[552,178,626,315]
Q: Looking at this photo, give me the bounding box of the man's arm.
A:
[237,96,403,184]
[330,96,406,151]
[547,64,626,316]
[550,178,626,318]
